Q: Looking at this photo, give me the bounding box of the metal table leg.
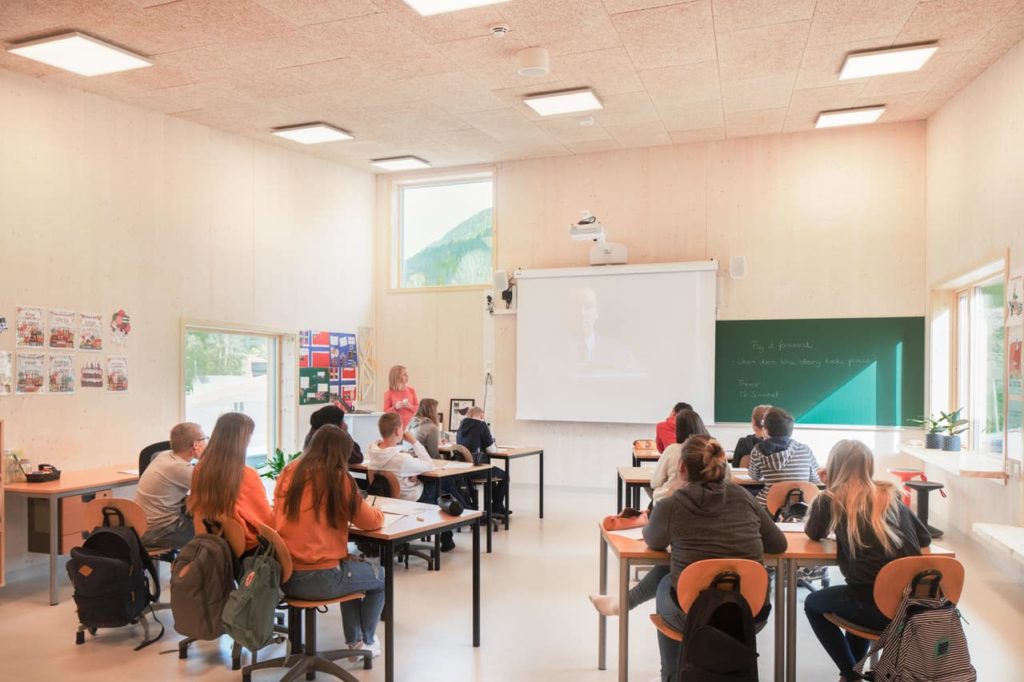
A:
[49,495,60,606]
[503,459,511,530]
[617,473,623,512]
[472,520,480,647]
[485,468,492,553]
[538,450,544,519]
[382,542,395,682]
[785,559,798,682]
[598,532,608,670]
[773,558,785,682]
[618,557,630,682]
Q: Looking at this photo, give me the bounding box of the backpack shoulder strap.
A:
[129,526,161,603]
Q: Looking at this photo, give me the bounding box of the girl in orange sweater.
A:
[189,412,273,554]
[275,425,386,657]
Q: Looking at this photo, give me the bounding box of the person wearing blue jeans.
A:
[803,440,931,682]
[283,559,385,651]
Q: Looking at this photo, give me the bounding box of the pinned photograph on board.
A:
[449,398,476,433]
[110,309,131,345]
[107,356,129,392]
[0,351,12,395]
[17,352,46,394]
[80,359,104,389]
[48,309,76,349]
[79,312,104,351]
[1008,276,1023,328]
[16,306,45,348]
[0,316,8,334]
[49,354,75,394]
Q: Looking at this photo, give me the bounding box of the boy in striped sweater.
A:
[748,406,821,506]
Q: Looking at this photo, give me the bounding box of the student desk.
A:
[351,459,497,552]
[632,446,660,468]
[439,443,545,530]
[350,502,484,682]
[5,465,139,605]
[617,467,762,511]
[596,525,954,682]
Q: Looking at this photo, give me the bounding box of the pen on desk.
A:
[369,495,377,507]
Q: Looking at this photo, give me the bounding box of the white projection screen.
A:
[515,262,717,424]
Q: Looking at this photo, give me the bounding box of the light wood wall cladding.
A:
[0,1,1021,171]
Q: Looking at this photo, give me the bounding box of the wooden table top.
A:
[438,443,543,458]
[351,460,494,479]
[5,464,138,495]
[351,499,484,541]
[617,466,657,484]
[634,450,661,462]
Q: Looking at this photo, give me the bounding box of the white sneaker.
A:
[362,639,382,658]
[346,641,365,663]
[588,594,619,617]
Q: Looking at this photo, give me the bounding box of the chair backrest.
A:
[449,443,474,463]
[83,497,149,535]
[765,481,821,516]
[139,440,172,476]
[633,439,656,451]
[675,558,769,615]
[257,523,293,583]
[368,470,402,498]
[873,555,965,619]
[193,513,246,558]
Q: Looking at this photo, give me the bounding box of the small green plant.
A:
[910,415,945,434]
[260,447,301,480]
[939,408,969,436]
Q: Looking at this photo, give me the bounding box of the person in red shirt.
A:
[383,364,419,427]
[188,412,273,554]
[275,425,386,658]
[655,402,691,453]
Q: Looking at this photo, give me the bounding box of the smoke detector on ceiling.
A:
[491,24,510,38]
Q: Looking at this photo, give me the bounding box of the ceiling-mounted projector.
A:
[569,211,628,266]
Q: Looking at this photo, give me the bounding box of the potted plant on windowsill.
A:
[260,447,301,480]
[939,408,968,452]
[910,415,945,449]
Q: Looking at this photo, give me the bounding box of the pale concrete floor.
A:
[1,486,1022,681]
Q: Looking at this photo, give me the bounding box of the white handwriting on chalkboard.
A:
[740,390,780,400]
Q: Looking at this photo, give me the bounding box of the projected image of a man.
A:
[567,287,637,374]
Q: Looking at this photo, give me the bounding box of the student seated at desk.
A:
[408,398,442,459]
[189,412,273,555]
[275,425,385,659]
[748,406,821,506]
[646,436,787,681]
[733,404,772,468]
[651,409,709,505]
[455,406,509,516]
[655,401,692,453]
[303,404,363,464]
[804,440,931,682]
[368,412,460,552]
[135,422,207,549]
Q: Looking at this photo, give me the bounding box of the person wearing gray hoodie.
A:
[644,435,788,682]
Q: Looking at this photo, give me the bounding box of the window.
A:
[396,174,494,289]
[184,326,281,466]
[953,276,1005,453]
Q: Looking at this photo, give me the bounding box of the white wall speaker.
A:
[729,256,746,280]
[493,269,509,291]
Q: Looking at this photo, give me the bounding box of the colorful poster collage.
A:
[1008,274,1023,461]
[299,330,358,405]
[2,305,131,396]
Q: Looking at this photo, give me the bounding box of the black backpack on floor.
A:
[677,572,759,682]
[66,507,163,649]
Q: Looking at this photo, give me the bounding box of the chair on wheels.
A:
[823,555,965,674]
[241,523,371,682]
[139,440,171,476]
[175,514,252,670]
[650,558,770,641]
[367,470,437,570]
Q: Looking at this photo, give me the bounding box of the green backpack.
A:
[221,541,282,652]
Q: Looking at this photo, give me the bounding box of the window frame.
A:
[180,319,292,466]
[390,168,497,293]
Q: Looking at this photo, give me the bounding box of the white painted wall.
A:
[0,69,376,572]
[924,38,1024,536]
[375,123,928,489]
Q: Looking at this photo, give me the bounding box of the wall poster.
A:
[48,309,76,348]
[299,330,358,405]
[0,351,12,395]
[79,312,104,351]
[107,356,129,392]
[16,306,45,348]
[49,354,75,394]
[17,352,45,394]
[80,358,104,389]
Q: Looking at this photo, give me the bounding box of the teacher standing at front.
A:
[383,364,419,427]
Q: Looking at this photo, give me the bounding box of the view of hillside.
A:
[403,207,493,287]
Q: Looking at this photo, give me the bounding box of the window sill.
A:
[899,444,1008,480]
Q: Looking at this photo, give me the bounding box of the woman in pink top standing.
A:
[383,365,419,427]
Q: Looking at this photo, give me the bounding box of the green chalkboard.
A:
[715,317,925,426]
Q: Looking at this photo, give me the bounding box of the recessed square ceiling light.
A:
[839,44,939,80]
[816,106,886,129]
[402,0,509,16]
[271,123,353,144]
[7,32,151,76]
[371,156,431,171]
[523,89,603,117]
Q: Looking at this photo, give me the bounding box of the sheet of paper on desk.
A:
[496,445,522,449]
[381,512,406,528]
[378,500,430,515]
[608,527,646,540]
[118,468,140,476]
[777,522,805,532]
[441,461,475,469]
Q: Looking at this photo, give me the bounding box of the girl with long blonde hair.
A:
[804,440,932,682]
[382,364,418,427]
[189,412,272,553]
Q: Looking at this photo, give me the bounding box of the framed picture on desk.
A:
[449,398,475,433]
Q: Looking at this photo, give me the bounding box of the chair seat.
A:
[285,592,366,609]
[905,481,944,492]
[649,614,683,642]
[823,612,883,640]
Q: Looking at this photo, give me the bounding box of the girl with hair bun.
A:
[644,435,788,681]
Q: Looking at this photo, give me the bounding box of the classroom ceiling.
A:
[2,0,1023,172]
